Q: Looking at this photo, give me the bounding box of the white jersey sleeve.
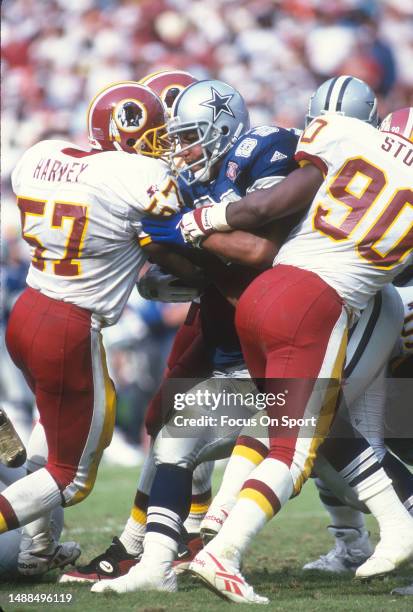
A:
[274,115,413,314]
[11,141,182,327]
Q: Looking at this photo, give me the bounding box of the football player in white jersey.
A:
[179,106,413,602]
[301,107,413,591]
[58,70,216,585]
[0,81,184,575]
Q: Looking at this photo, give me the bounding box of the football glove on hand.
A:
[137,264,204,303]
[141,210,190,248]
[179,202,232,245]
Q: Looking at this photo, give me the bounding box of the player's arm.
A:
[141,238,259,307]
[141,242,206,286]
[201,230,276,269]
[226,164,322,228]
[180,164,322,242]
[140,211,277,269]
[201,210,303,269]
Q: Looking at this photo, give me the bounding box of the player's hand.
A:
[141,211,189,248]
[137,264,204,303]
[179,202,232,245]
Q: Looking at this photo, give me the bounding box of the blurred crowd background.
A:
[1,0,412,461]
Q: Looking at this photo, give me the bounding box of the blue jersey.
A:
[179,126,298,209]
[179,126,299,370]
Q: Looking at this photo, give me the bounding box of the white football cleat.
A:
[303,527,373,573]
[200,507,229,544]
[91,562,177,594]
[355,529,413,579]
[18,541,81,576]
[189,549,269,604]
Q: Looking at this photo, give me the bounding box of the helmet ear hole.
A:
[221,125,230,135]
[126,138,136,147]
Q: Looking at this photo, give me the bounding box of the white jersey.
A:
[274,115,413,313]
[11,140,182,328]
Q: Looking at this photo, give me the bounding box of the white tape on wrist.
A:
[208,200,232,231]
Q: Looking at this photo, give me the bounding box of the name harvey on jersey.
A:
[173,414,317,428]
[33,157,89,182]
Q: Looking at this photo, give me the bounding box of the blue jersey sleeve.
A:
[228,126,299,192]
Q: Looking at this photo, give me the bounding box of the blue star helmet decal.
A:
[200,87,235,121]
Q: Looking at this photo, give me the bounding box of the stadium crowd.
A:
[1,0,413,453]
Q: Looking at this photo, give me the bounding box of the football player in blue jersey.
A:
[85,80,305,593]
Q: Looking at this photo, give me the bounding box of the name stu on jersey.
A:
[33,158,88,182]
[381,137,413,166]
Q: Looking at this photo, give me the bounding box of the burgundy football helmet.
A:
[139,70,197,116]
[380,107,413,143]
[87,81,170,157]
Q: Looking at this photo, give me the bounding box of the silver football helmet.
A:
[306,75,378,127]
[168,79,250,184]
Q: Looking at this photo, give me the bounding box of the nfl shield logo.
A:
[226,161,240,181]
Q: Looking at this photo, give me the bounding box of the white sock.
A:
[209,441,267,515]
[1,468,62,527]
[119,516,145,555]
[207,458,293,564]
[207,497,268,567]
[354,468,413,537]
[184,516,202,535]
[139,531,177,571]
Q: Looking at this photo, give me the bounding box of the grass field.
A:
[1,464,412,612]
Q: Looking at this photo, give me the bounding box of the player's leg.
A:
[176,460,214,572]
[304,368,387,573]
[318,285,413,577]
[202,284,404,547]
[200,434,269,543]
[92,375,256,593]
[0,289,115,532]
[302,477,372,572]
[0,460,64,578]
[190,265,347,603]
[63,314,211,584]
[60,446,154,584]
[16,421,77,575]
[304,284,412,573]
[319,410,413,579]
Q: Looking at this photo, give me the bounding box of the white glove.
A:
[137,264,203,303]
[180,202,232,245]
